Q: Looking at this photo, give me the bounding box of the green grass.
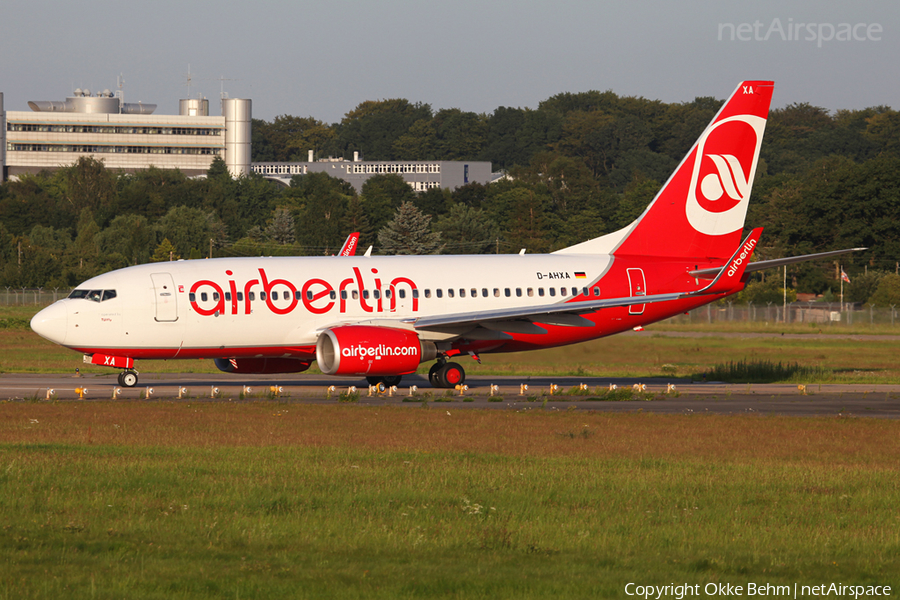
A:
[698,359,833,383]
[0,403,898,598]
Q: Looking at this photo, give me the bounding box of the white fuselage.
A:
[36,252,687,361]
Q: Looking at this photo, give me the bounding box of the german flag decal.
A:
[575,272,587,279]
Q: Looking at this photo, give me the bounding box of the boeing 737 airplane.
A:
[30,81,861,388]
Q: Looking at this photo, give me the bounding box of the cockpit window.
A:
[69,289,117,302]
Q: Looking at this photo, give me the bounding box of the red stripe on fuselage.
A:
[71,345,318,361]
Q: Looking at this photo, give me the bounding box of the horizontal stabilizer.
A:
[689,247,867,279]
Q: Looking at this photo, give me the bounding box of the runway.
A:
[2,373,899,418]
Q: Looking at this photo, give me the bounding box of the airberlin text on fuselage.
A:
[188,267,419,317]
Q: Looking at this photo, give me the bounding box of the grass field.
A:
[4,306,900,597]
[0,402,898,598]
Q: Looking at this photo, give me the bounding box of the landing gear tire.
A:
[366,376,383,386]
[118,370,138,388]
[440,362,465,388]
[431,362,465,388]
[428,363,442,387]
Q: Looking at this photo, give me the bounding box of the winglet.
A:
[691,227,763,296]
[338,232,360,257]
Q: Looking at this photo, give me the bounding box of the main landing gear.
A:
[429,361,465,388]
[117,370,139,388]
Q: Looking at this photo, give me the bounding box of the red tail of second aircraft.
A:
[557,81,774,261]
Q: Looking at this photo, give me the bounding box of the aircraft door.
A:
[626,268,646,315]
[150,273,179,322]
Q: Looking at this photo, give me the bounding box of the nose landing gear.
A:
[117,370,139,388]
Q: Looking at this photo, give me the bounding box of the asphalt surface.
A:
[2,373,900,418]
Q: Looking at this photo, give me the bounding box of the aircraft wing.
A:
[688,247,866,279]
[410,290,687,332]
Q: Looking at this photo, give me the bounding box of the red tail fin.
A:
[556,81,774,259]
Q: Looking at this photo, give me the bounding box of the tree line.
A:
[2,87,900,304]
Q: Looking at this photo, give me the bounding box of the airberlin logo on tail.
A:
[685,115,767,236]
[700,154,750,206]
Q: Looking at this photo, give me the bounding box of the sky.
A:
[1,0,897,123]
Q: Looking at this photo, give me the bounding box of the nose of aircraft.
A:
[31,301,68,345]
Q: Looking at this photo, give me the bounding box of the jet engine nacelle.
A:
[214,357,311,374]
[316,325,437,376]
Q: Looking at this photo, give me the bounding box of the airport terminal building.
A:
[252,158,493,192]
[0,91,251,180]
[1,88,493,191]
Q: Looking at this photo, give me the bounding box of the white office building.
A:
[1,90,251,180]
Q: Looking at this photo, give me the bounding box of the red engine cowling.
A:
[316,326,436,376]
[214,357,311,374]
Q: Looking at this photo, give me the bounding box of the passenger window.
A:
[272,291,279,301]
[493,289,500,297]
[516,288,522,297]
[260,292,267,301]
[459,289,465,298]
[340,290,348,300]
[412,289,419,299]
[471,288,477,298]
[385,289,392,299]
[527,288,534,297]
[436,289,443,298]
[237,292,244,301]
[306,290,313,301]
[560,288,567,297]
[189,293,196,302]
[374,290,381,300]
[352,291,359,300]
[201,292,208,302]
[582,287,589,297]
[295,291,302,300]
[399,289,407,299]
[249,292,256,301]
[504,288,511,297]
[593,287,600,296]
[572,287,578,296]
[424,289,431,298]
[329,291,337,300]
[482,288,488,297]
[363,290,369,300]
[538,288,545,297]
[225,292,231,301]
[549,288,556,297]
[213,292,220,301]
